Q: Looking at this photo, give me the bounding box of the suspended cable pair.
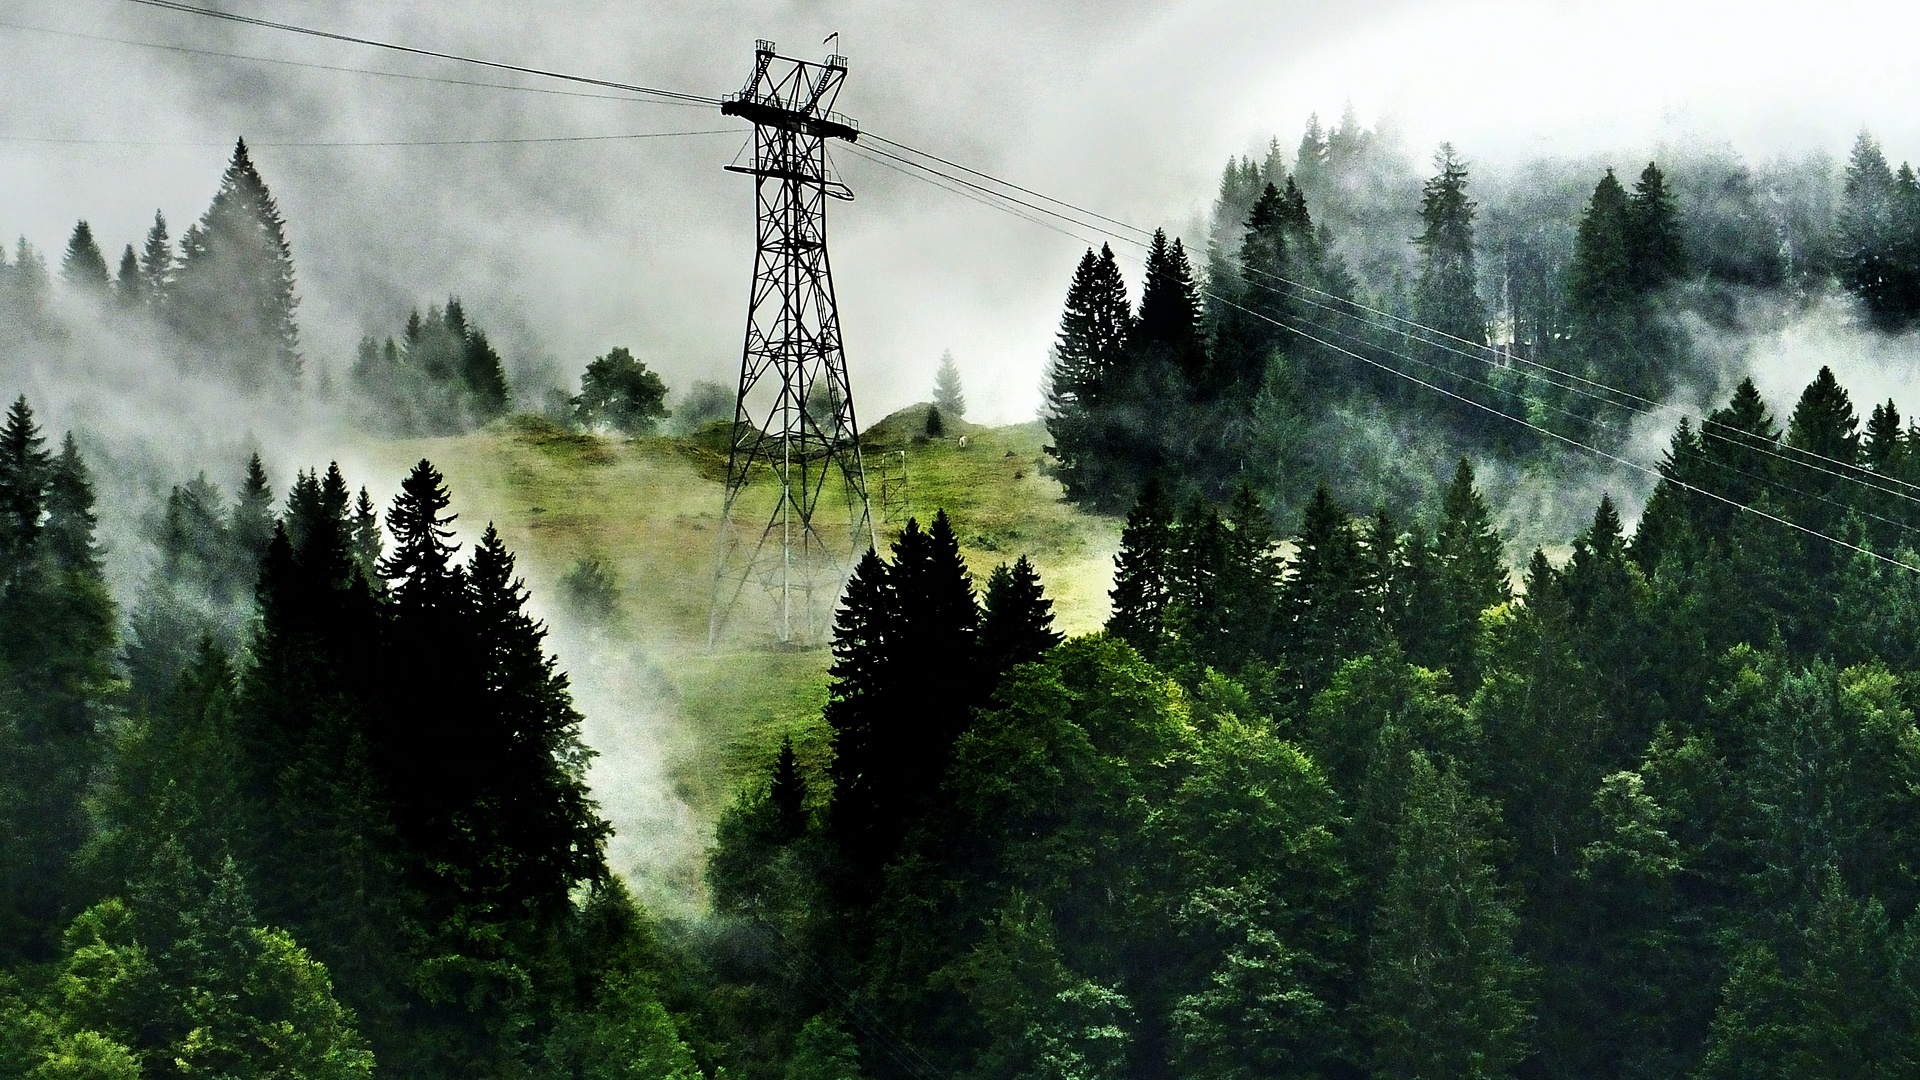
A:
[843,140,1920,573]
[0,130,737,149]
[93,0,1920,572]
[116,0,720,106]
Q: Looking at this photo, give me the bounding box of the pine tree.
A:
[769,736,808,843]
[1213,183,1293,399]
[1838,130,1903,327]
[380,459,461,604]
[1218,484,1284,670]
[1626,162,1685,291]
[60,221,111,294]
[230,453,276,575]
[0,396,52,582]
[1865,398,1904,473]
[1570,170,1635,320]
[350,487,382,586]
[825,546,894,881]
[978,555,1062,683]
[1364,754,1532,1080]
[461,326,512,421]
[139,210,173,306]
[462,523,609,913]
[1045,245,1134,509]
[1414,144,1486,348]
[171,138,302,385]
[114,245,143,309]
[44,434,101,577]
[933,350,967,418]
[1698,377,1783,535]
[1279,484,1374,702]
[1785,365,1861,467]
[1135,229,1208,389]
[1426,458,1509,688]
[1107,478,1177,662]
[1785,366,1861,543]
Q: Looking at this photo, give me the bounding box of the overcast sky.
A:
[5,0,1920,424]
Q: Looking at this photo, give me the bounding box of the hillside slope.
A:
[358,408,1121,907]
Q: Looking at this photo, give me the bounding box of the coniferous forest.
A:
[10,101,1920,1080]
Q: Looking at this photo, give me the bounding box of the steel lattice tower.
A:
[708,40,875,648]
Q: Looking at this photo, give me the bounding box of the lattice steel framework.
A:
[708,40,875,648]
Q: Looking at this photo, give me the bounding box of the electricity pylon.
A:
[707,40,875,649]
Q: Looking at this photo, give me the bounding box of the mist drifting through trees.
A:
[14,11,1920,1077]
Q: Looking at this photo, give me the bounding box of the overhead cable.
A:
[118,0,719,106]
[0,129,736,149]
[0,18,691,105]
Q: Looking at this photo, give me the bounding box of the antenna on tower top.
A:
[708,41,875,649]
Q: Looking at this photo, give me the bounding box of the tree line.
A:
[0,392,707,1079]
[699,360,1920,1080]
[1047,115,1912,533]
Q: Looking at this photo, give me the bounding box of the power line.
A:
[0,18,699,106]
[0,129,737,149]
[119,0,720,106]
[865,134,1157,241]
[866,131,1920,511]
[1236,295,1920,574]
[851,133,1920,572]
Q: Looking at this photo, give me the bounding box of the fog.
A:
[5,1,1920,426]
[12,0,1920,903]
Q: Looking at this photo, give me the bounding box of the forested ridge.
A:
[9,105,1920,1079]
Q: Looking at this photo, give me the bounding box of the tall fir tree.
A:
[1364,754,1532,1080]
[933,350,967,418]
[1626,162,1685,292]
[977,555,1062,684]
[1107,479,1177,663]
[60,221,110,295]
[170,138,302,386]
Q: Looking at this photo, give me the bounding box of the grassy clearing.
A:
[354,407,1120,892]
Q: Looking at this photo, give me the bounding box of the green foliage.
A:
[1363,754,1531,1080]
[352,299,513,434]
[168,139,302,386]
[575,347,671,435]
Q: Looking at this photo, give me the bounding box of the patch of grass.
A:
[354,406,1119,862]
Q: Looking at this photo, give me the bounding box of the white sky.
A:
[5,0,1920,424]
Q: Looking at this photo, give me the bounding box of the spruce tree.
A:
[1865,398,1904,472]
[933,350,967,418]
[1427,458,1509,687]
[139,210,173,307]
[1045,245,1134,509]
[1698,377,1783,535]
[825,546,894,881]
[1626,162,1684,291]
[462,523,609,914]
[0,396,52,581]
[978,555,1062,683]
[769,736,807,843]
[1785,365,1861,467]
[171,138,302,385]
[1838,130,1902,327]
[1280,484,1374,703]
[1364,754,1532,1080]
[113,245,143,309]
[230,453,276,576]
[1107,478,1177,662]
[1571,170,1635,319]
[1413,145,1486,348]
[1218,484,1284,670]
[1135,229,1208,389]
[60,221,110,294]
